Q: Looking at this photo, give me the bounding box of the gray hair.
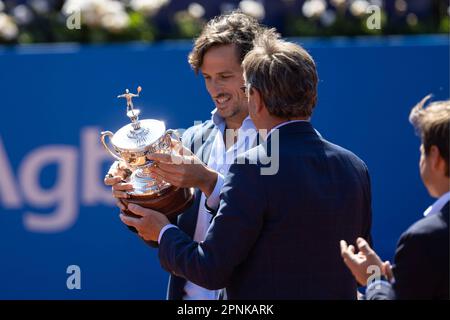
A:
[243,31,318,118]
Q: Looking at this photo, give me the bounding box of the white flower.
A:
[350,0,369,17]
[0,12,19,40]
[302,0,326,19]
[102,0,126,17]
[188,2,205,19]
[13,5,33,25]
[130,0,170,16]
[30,0,51,15]
[239,0,265,20]
[320,9,336,27]
[82,0,108,27]
[101,10,129,32]
[100,1,129,31]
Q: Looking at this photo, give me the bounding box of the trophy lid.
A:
[111,119,166,152]
[111,87,166,152]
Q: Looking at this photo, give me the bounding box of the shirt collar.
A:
[423,191,450,217]
[211,108,224,127]
[210,108,255,132]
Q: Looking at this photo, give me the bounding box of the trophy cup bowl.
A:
[101,88,194,227]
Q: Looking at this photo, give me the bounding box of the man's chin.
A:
[216,106,232,118]
[215,104,242,121]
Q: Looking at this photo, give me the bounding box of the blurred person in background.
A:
[341,95,449,300]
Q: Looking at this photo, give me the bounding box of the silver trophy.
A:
[100,86,194,218]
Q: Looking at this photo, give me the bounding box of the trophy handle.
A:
[100,131,123,161]
[166,129,181,142]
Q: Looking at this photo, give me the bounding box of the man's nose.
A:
[209,79,223,96]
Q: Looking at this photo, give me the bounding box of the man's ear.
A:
[253,88,265,115]
[429,145,446,174]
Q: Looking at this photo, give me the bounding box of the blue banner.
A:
[0,35,448,299]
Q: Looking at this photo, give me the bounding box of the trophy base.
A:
[119,186,195,234]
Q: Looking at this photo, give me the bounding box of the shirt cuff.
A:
[366,279,390,291]
[158,224,178,244]
[205,172,225,210]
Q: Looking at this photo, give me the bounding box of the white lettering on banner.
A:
[19,145,78,233]
[0,127,115,234]
[81,128,115,205]
[0,137,22,208]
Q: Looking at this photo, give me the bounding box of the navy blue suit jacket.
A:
[159,121,372,299]
[366,202,449,300]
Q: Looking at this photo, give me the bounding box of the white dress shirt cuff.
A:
[158,224,178,244]
[366,279,391,291]
[205,172,225,210]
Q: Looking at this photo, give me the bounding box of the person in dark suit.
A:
[340,95,449,300]
[119,33,372,299]
[105,12,269,300]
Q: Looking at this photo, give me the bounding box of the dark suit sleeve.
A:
[362,164,373,246]
[390,231,436,299]
[366,230,434,300]
[158,162,266,290]
[365,280,395,300]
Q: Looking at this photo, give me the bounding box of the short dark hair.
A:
[242,32,318,118]
[188,11,267,74]
[409,95,450,176]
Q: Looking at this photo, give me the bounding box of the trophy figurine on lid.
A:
[100,86,194,221]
